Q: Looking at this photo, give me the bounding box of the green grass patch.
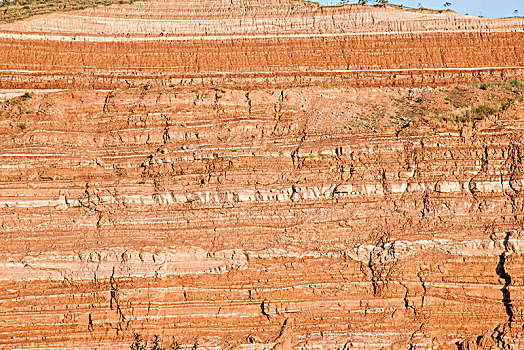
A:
[435,104,500,124]
[20,92,32,100]
[0,0,143,23]
[469,80,524,91]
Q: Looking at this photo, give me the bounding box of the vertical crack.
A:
[399,282,417,316]
[416,271,426,308]
[245,92,252,115]
[109,267,126,324]
[420,191,430,218]
[407,323,424,350]
[260,300,270,320]
[495,232,513,324]
[162,114,170,145]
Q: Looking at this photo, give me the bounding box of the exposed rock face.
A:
[0,1,524,349]
[0,0,523,89]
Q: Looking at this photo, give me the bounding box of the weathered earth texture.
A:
[1,0,524,349]
[1,0,524,90]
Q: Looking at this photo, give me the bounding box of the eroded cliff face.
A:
[0,0,523,89]
[1,83,524,349]
[1,0,524,349]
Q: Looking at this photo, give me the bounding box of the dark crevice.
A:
[260,300,270,320]
[492,323,510,350]
[407,323,424,350]
[399,282,417,316]
[495,232,514,324]
[417,271,426,307]
[420,191,430,218]
[245,92,252,115]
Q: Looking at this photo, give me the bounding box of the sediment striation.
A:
[0,0,523,89]
[1,0,524,349]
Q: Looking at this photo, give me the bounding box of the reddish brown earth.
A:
[0,0,523,89]
[1,1,524,349]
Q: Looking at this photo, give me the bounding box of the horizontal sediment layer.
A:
[0,1,523,89]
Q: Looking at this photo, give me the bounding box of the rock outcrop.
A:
[0,0,523,89]
[0,0,524,349]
